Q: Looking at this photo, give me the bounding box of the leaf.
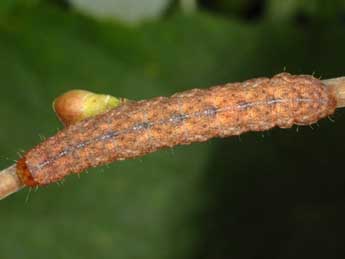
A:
[267,0,345,21]
[0,4,345,259]
[69,0,171,23]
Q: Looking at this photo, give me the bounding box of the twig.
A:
[0,165,24,200]
[323,77,345,107]
[1,73,345,200]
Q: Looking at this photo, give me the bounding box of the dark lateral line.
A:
[36,97,320,170]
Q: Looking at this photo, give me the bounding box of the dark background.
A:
[1,1,345,258]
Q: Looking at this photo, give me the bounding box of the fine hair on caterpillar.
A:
[14,73,337,187]
[33,94,327,172]
[3,72,345,200]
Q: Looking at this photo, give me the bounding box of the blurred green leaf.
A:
[69,0,171,23]
[267,0,345,21]
[0,0,43,16]
[0,3,345,259]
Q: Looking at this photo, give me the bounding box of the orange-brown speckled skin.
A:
[16,73,337,186]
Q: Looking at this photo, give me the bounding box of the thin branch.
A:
[0,165,24,200]
[322,77,345,107]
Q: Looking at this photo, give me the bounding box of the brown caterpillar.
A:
[15,73,337,187]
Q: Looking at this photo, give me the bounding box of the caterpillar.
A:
[1,72,345,199]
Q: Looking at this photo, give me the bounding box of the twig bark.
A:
[323,77,345,107]
[0,165,24,200]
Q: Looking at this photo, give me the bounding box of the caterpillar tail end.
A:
[323,77,345,108]
[0,164,24,200]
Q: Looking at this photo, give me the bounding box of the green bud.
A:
[53,89,126,126]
